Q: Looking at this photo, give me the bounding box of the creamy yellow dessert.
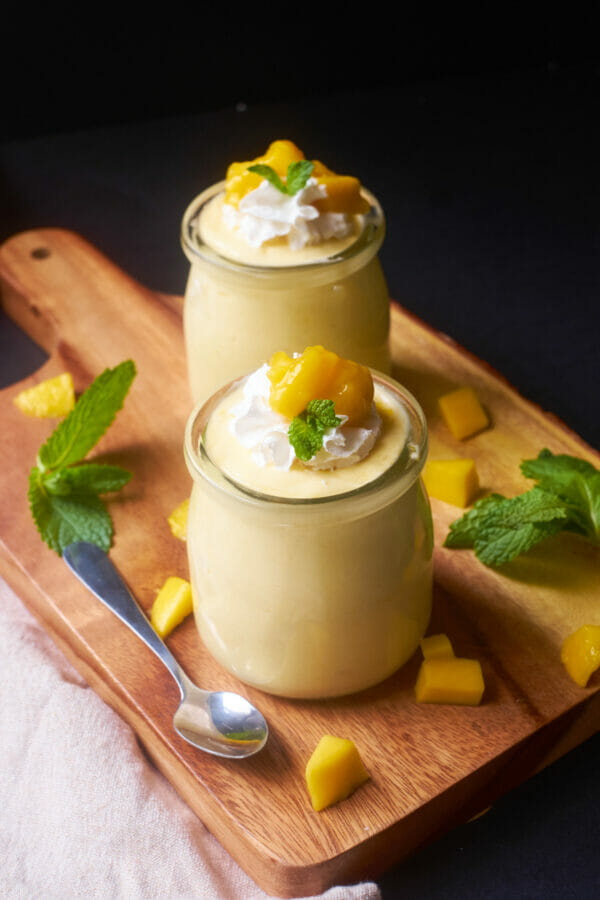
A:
[181,140,391,403]
[184,347,433,698]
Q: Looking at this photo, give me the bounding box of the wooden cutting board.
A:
[1,228,598,898]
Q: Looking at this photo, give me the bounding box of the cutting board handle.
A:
[0,228,187,391]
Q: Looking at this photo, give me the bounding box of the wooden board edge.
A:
[390,300,599,460]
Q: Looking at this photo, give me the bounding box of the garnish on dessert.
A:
[266,345,377,465]
[28,360,136,555]
[288,399,342,462]
[444,449,600,566]
[225,139,369,215]
[267,345,373,424]
[247,159,314,197]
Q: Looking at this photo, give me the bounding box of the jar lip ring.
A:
[184,372,429,508]
[180,181,385,275]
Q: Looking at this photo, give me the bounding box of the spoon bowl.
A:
[63,542,268,758]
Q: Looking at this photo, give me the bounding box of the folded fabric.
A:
[0,577,380,900]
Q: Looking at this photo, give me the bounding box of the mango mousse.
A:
[181,140,390,403]
[184,346,433,698]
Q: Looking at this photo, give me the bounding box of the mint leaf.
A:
[28,360,136,555]
[520,449,600,541]
[284,160,315,195]
[38,360,136,472]
[248,164,287,194]
[444,449,600,567]
[247,160,314,196]
[475,516,567,566]
[305,398,341,431]
[288,417,324,462]
[29,467,113,555]
[469,488,570,566]
[443,493,506,548]
[288,399,342,462]
[43,464,132,497]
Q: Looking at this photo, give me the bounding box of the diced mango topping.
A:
[420,632,455,659]
[415,657,485,706]
[438,386,489,440]
[305,735,370,812]
[561,624,600,687]
[13,372,75,418]
[225,140,305,206]
[312,173,370,215]
[167,498,189,541]
[150,577,193,639]
[268,345,373,425]
[422,458,480,507]
[224,139,369,214]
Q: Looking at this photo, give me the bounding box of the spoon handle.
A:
[63,542,186,698]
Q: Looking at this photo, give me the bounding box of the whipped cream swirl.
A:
[229,364,381,471]
[222,177,357,250]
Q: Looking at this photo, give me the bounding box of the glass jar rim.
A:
[184,371,428,510]
[180,180,385,276]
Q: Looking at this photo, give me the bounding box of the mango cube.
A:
[151,577,193,638]
[305,735,370,811]
[268,345,373,425]
[225,139,306,206]
[438,386,489,440]
[13,372,75,418]
[422,458,480,507]
[561,624,600,687]
[224,140,368,214]
[167,498,189,541]
[420,633,455,659]
[313,174,370,215]
[415,657,485,706]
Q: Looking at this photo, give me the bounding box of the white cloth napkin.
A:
[0,577,380,900]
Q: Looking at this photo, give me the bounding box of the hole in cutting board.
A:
[31,247,51,259]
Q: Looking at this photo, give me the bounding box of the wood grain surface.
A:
[1,228,598,898]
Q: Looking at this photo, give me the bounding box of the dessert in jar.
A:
[181,140,391,403]
[184,346,433,699]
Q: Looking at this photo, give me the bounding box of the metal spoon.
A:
[63,541,268,758]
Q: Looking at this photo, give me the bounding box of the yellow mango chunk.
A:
[438,386,489,440]
[420,632,455,659]
[415,657,485,705]
[305,735,370,811]
[13,372,75,418]
[167,498,189,541]
[268,345,373,425]
[224,140,368,214]
[561,624,600,687]
[422,458,480,507]
[150,577,193,639]
[225,140,305,206]
[313,174,370,215]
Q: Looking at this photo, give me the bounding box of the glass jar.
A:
[184,372,433,699]
[180,182,391,404]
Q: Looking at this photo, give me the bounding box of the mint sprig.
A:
[247,160,314,196]
[288,399,341,462]
[444,449,600,566]
[28,360,136,555]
